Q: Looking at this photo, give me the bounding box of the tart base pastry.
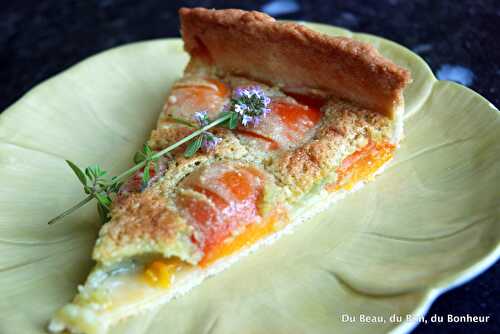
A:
[49,7,411,334]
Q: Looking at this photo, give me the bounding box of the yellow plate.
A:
[0,22,498,334]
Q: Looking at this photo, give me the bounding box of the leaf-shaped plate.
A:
[0,22,498,334]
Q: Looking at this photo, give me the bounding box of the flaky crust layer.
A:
[179,7,411,118]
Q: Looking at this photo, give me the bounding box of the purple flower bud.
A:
[234,104,245,115]
[202,133,222,151]
[194,110,209,127]
[241,115,252,126]
[229,85,272,127]
[234,87,245,99]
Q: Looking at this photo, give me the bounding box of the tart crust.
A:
[180,7,411,118]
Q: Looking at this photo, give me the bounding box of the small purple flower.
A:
[187,85,272,156]
[233,103,246,115]
[263,95,271,106]
[194,110,210,127]
[192,111,222,152]
[229,85,271,127]
[202,133,222,151]
[241,115,251,127]
[234,87,245,99]
[234,86,263,99]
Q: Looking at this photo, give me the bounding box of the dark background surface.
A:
[1,1,498,333]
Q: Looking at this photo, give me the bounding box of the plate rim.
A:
[1,22,499,334]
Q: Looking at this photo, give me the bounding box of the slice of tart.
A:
[49,7,411,334]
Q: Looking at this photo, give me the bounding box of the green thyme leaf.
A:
[135,144,156,164]
[229,112,239,129]
[49,100,252,225]
[143,144,153,156]
[85,165,107,180]
[109,182,123,193]
[133,151,145,164]
[97,202,110,224]
[184,135,204,158]
[218,112,231,129]
[66,160,87,186]
[85,166,95,179]
[95,193,112,208]
[95,166,106,177]
[142,161,151,188]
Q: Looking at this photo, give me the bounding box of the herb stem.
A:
[48,194,93,225]
[48,86,272,226]
[113,113,231,183]
[47,113,231,225]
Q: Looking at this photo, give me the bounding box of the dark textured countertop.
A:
[1,1,498,333]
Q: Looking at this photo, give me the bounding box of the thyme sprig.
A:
[133,144,161,188]
[53,162,121,224]
[48,114,230,225]
[48,85,271,225]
